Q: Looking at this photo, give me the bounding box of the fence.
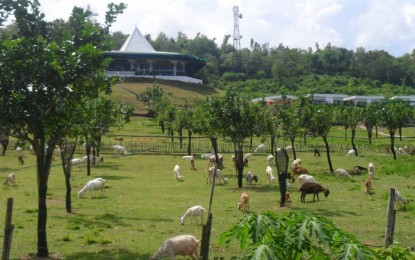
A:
[5,135,414,156]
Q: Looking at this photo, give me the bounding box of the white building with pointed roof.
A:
[105,27,206,84]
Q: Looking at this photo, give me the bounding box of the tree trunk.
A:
[36,151,52,257]
[322,135,334,173]
[60,141,76,213]
[366,124,373,145]
[270,133,276,155]
[178,129,183,149]
[290,138,296,160]
[389,131,396,160]
[187,130,192,155]
[399,127,403,141]
[86,143,91,176]
[235,145,244,189]
[351,129,358,156]
[160,121,165,134]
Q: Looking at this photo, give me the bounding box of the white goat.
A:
[207,167,227,184]
[70,158,83,169]
[335,168,352,177]
[368,162,375,178]
[265,166,276,183]
[285,146,293,152]
[394,188,409,208]
[182,154,195,160]
[180,205,206,225]
[292,158,302,169]
[346,149,355,156]
[173,165,183,181]
[298,174,317,185]
[15,146,24,156]
[3,173,16,186]
[267,154,274,165]
[245,171,258,188]
[112,145,127,156]
[82,155,94,165]
[254,143,266,153]
[150,234,200,260]
[78,178,106,198]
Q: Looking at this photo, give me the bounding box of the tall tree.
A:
[306,104,335,173]
[377,100,413,160]
[362,103,379,145]
[0,1,126,257]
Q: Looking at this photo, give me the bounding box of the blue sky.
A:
[34,0,415,57]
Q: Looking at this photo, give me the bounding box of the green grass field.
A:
[1,118,415,259]
[3,83,415,260]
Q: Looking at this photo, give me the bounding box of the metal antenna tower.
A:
[233,6,242,51]
[87,5,98,22]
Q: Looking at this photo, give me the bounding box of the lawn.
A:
[1,141,415,259]
[1,117,415,259]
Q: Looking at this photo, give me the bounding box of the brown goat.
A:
[364,177,372,194]
[237,192,249,213]
[300,183,330,203]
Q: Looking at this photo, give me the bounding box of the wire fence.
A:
[6,134,415,156]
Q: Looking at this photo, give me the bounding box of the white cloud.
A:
[19,0,415,56]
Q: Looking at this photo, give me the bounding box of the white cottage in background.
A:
[390,96,415,106]
[343,95,385,106]
[307,94,348,104]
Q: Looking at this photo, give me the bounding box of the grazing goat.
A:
[292,166,309,175]
[78,178,106,198]
[300,183,330,203]
[364,177,372,194]
[243,153,251,167]
[254,143,266,153]
[346,149,355,156]
[267,154,274,165]
[285,146,293,152]
[298,174,317,185]
[18,154,24,165]
[265,166,276,183]
[292,158,302,169]
[182,154,195,161]
[237,192,249,213]
[112,145,127,156]
[70,158,83,169]
[173,165,183,181]
[278,191,291,207]
[394,188,409,208]
[314,148,321,157]
[206,167,227,184]
[180,205,206,225]
[245,171,258,188]
[150,234,200,260]
[335,168,352,177]
[208,154,223,169]
[354,165,367,175]
[368,162,375,178]
[3,173,16,186]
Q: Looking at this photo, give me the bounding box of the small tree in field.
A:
[0,1,126,257]
[306,104,335,173]
[377,100,412,160]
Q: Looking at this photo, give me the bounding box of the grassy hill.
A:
[107,79,224,115]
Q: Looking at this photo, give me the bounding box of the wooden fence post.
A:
[385,188,396,248]
[2,198,14,260]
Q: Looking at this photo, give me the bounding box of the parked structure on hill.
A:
[104,27,206,84]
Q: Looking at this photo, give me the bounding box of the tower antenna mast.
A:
[233,6,242,51]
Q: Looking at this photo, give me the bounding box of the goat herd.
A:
[6,144,411,259]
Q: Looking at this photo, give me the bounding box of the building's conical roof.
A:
[119,27,155,52]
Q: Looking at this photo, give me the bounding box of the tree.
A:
[362,103,379,145]
[342,106,364,156]
[0,1,126,257]
[306,104,335,173]
[208,88,260,188]
[137,83,166,112]
[377,100,412,160]
[173,101,195,154]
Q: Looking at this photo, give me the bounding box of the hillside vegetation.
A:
[108,79,224,114]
